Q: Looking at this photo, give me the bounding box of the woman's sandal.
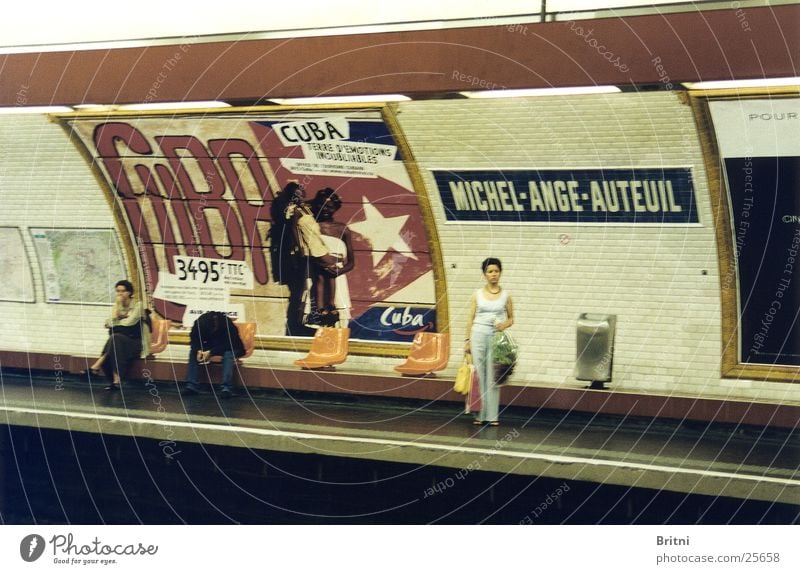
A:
[79,368,102,377]
[103,384,119,392]
[488,421,500,427]
[472,420,484,426]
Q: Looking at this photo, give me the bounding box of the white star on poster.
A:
[349,197,418,266]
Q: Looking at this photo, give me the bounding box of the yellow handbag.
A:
[453,353,473,395]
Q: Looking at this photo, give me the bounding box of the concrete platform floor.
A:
[1,371,798,507]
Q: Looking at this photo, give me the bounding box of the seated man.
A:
[181,311,245,399]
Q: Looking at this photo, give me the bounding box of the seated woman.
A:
[84,280,151,391]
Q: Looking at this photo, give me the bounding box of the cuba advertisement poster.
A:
[65,109,437,343]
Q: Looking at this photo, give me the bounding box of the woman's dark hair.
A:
[115,279,134,295]
[284,181,306,204]
[481,257,502,272]
[284,182,302,195]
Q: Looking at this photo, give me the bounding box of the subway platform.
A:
[0,370,798,524]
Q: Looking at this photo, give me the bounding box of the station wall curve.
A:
[0,90,796,406]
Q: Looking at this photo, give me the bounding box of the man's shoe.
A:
[220,388,233,399]
[181,385,200,396]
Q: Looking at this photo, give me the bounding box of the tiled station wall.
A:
[0,93,795,404]
[395,92,794,403]
[0,115,129,361]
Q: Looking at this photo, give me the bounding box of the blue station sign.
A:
[432,168,698,224]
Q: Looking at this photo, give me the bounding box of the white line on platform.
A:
[2,405,798,487]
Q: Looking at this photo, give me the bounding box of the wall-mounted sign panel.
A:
[30,228,125,304]
[433,168,698,224]
[0,227,35,302]
[709,98,800,367]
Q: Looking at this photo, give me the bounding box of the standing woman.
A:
[85,280,150,391]
[464,258,514,426]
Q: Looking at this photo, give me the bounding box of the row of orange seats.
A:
[149,317,450,376]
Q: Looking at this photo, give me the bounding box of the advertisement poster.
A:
[710,98,800,366]
[65,110,436,342]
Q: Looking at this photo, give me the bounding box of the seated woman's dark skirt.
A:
[100,333,142,380]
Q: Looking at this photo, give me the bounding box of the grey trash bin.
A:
[574,313,616,389]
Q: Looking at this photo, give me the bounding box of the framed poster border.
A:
[55,104,447,358]
[28,226,126,306]
[689,88,800,383]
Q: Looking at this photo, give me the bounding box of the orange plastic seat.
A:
[235,322,257,359]
[148,317,172,356]
[294,327,350,369]
[394,332,450,376]
[210,321,257,363]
